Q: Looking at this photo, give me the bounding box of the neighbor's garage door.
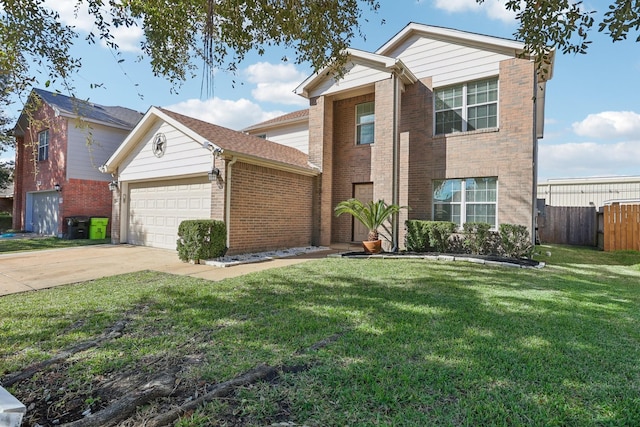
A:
[31,191,60,235]
[127,177,212,249]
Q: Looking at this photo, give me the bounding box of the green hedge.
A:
[405,220,457,253]
[499,223,534,259]
[177,219,227,262]
[405,220,533,258]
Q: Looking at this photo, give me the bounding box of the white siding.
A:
[386,34,515,87]
[309,62,390,98]
[67,122,130,181]
[537,178,640,208]
[249,122,309,154]
[118,121,211,182]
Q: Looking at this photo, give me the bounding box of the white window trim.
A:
[433,178,499,229]
[355,101,375,145]
[433,78,500,136]
[38,129,49,161]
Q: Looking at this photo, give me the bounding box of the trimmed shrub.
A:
[462,222,494,255]
[177,219,227,262]
[429,221,457,253]
[499,223,534,259]
[405,220,457,253]
[405,220,430,252]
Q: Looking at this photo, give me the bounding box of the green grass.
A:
[0,237,110,253]
[1,245,639,425]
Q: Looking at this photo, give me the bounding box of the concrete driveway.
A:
[0,244,339,297]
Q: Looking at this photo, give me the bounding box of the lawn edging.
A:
[330,251,545,268]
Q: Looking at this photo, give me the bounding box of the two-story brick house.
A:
[12,89,142,236]
[246,22,554,250]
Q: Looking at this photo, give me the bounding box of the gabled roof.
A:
[377,22,528,56]
[103,107,319,176]
[377,22,555,80]
[295,48,417,98]
[25,88,143,130]
[243,109,309,132]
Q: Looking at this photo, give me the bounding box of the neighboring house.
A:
[12,88,142,236]
[243,109,310,154]
[538,176,640,208]
[247,22,554,249]
[101,107,319,254]
[0,183,13,214]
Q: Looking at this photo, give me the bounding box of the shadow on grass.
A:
[2,255,640,425]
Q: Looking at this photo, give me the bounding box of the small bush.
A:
[405,220,430,252]
[429,221,457,253]
[462,222,494,255]
[499,224,534,258]
[177,220,227,262]
[405,220,457,253]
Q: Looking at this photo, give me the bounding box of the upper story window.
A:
[433,177,497,228]
[435,78,498,135]
[356,101,375,145]
[38,129,49,161]
[255,134,267,139]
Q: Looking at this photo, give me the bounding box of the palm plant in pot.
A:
[334,198,406,254]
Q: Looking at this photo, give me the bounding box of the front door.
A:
[353,183,373,241]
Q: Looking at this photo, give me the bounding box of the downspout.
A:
[391,72,401,252]
[225,156,238,250]
[532,69,539,244]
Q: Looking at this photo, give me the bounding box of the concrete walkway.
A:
[0,244,343,297]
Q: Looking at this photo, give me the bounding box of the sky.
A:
[3,0,640,182]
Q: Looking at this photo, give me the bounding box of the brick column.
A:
[308,96,334,246]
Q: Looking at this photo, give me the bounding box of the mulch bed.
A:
[336,251,543,268]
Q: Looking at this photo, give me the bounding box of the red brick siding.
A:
[227,162,315,255]
[13,102,114,236]
[12,103,68,232]
[61,178,113,236]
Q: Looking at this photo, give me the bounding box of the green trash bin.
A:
[89,217,109,240]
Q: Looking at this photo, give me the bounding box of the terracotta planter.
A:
[362,239,382,254]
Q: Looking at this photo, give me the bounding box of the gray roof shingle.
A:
[33,88,143,129]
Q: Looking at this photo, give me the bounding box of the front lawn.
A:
[0,237,110,253]
[1,245,639,426]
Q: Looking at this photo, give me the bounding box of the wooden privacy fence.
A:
[537,206,597,246]
[604,204,640,251]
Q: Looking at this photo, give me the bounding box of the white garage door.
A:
[127,177,212,249]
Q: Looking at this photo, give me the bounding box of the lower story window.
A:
[433,177,497,228]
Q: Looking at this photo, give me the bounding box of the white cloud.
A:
[45,0,142,52]
[432,0,517,23]
[572,111,640,139]
[539,141,640,179]
[244,62,308,106]
[163,98,286,130]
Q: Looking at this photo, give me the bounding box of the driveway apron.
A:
[0,244,338,297]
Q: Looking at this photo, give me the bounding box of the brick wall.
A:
[330,93,374,242]
[227,162,315,255]
[12,102,68,232]
[61,178,113,236]
[315,56,537,247]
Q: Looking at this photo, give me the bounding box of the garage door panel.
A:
[127,177,211,249]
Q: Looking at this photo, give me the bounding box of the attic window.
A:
[38,129,49,161]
